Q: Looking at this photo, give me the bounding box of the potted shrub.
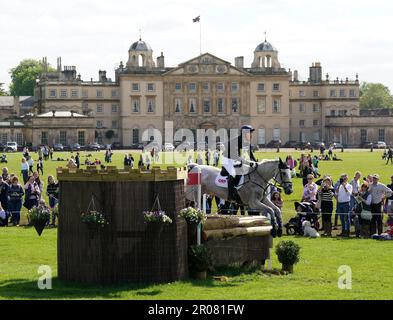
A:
[275,240,301,273]
[179,207,206,246]
[188,245,213,280]
[27,206,51,236]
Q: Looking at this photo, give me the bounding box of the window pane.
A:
[257,96,266,113]
[217,98,225,113]
[78,131,85,145]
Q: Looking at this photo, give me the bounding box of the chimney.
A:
[70,110,74,117]
[52,110,56,117]
[309,62,322,83]
[13,96,20,116]
[293,70,299,82]
[98,70,107,82]
[157,52,165,68]
[235,56,244,69]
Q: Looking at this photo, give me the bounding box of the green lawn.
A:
[0,149,392,300]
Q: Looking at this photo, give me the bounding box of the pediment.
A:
[163,53,250,76]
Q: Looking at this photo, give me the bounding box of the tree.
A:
[359,82,393,109]
[0,83,7,96]
[9,59,54,96]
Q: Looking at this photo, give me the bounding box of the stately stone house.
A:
[1,36,391,147]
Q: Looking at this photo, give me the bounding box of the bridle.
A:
[240,161,293,198]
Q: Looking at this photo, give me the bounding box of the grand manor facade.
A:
[1,37,392,148]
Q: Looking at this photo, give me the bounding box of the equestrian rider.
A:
[222,125,258,201]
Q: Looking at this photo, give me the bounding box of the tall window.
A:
[111,90,118,97]
[82,90,88,98]
[16,133,23,146]
[299,103,305,112]
[131,97,140,113]
[41,132,48,145]
[231,98,239,113]
[330,90,336,97]
[49,90,56,98]
[313,104,320,112]
[112,120,118,129]
[299,120,305,127]
[78,131,85,145]
[174,98,182,113]
[217,98,225,114]
[60,90,67,98]
[313,120,319,127]
[313,91,320,97]
[97,104,103,113]
[147,98,155,113]
[360,129,367,143]
[132,128,139,144]
[273,99,281,113]
[97,121,103,128]
[189,98,197,113]
[257,96,266,113]
[203,98,211,113]
[379,129,385,142]
[258,128,265,145]
[203,83,210,93]
[111,104,118,113]
[273,128,281,140]
[96,90,103,98]
[349,89,356,97]
[273,83,280,91]
[0,134,7,145]
[59,131,67,145]
[175,83,182,91]
[339,89,346,97]
[71,89,78,98]
[299,90,305,97]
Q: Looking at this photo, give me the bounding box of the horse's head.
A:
[276,158,293,195]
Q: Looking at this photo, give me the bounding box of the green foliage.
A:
[179,207,206,224]
[81,210,108,227]
[360,82,393,109]
[27,206,51,222]
[0,83,8,96]
[9,59,54,96]
[143,210,173,224]
[275,240,301,266]
[188,245,213,273]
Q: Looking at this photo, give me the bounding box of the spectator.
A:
[355,183,372,238]
[335,174,353,237]
[197,153,203,165]
[33,172,44,198]
[318,176,335,236]
[8,176,24,226]
[145,154,151,170]
[271,191,283,211]
[213,150,220,167]
[0,176,9,221]
[302,163,314,186]
[386,175,393,211]
[129,154,134,168]
[27,156,34,174]
[37,157,44,175]
[66,157,77,169]
[205,150,211,166]
[49,147,54,160]
[0,203,7,227]
[21,158,29,184]
[350,171,362,211]
[138,155,144,169]
[368,174,393,235]
[24,175,40,211]
[75,152,80,169]
[302,174,318,202]
[386,148,393,165]
[2,167,9,182]
[46,175,59,226]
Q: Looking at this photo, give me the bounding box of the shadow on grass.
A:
[0,278,166,299]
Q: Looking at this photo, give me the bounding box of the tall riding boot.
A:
[227,176,236,201]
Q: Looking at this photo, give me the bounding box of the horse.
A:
[186,158,293,237]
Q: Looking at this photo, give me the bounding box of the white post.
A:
[198,194,206,245]
[197,167,202,245]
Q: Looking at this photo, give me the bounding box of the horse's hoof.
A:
[271,228,277,238]
[277,228,283,238]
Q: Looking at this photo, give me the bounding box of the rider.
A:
[222,125,258,201]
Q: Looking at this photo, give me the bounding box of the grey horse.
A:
[186,158,293,237]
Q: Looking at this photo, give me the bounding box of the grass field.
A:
[0,149,392,300]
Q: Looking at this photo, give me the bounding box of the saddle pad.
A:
[214,175,244,189]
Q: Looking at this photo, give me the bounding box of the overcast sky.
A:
[1,0,393,91]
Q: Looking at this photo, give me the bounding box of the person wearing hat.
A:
[302,174,318,202]
[222,125,258,201]
[368,174,393,235]
[318,176,335,236]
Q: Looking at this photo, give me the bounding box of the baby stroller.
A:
[284,201,320,235]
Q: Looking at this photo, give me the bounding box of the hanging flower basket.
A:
[143,195,173,227]
[81,195,108,237]
[27,206,50,236]
[179,207,206,246]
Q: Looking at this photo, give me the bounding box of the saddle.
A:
[215,167,244,191]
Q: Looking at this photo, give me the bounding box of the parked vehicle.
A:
[69,143,81,151]
[266,140,281,148]
[130,143,144,150]
[329,142,344,149]
[377,141,387,149]
[53,143,64,151]
[86,142,102,151]
[164,143,175,151]
[5,142,18,152]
